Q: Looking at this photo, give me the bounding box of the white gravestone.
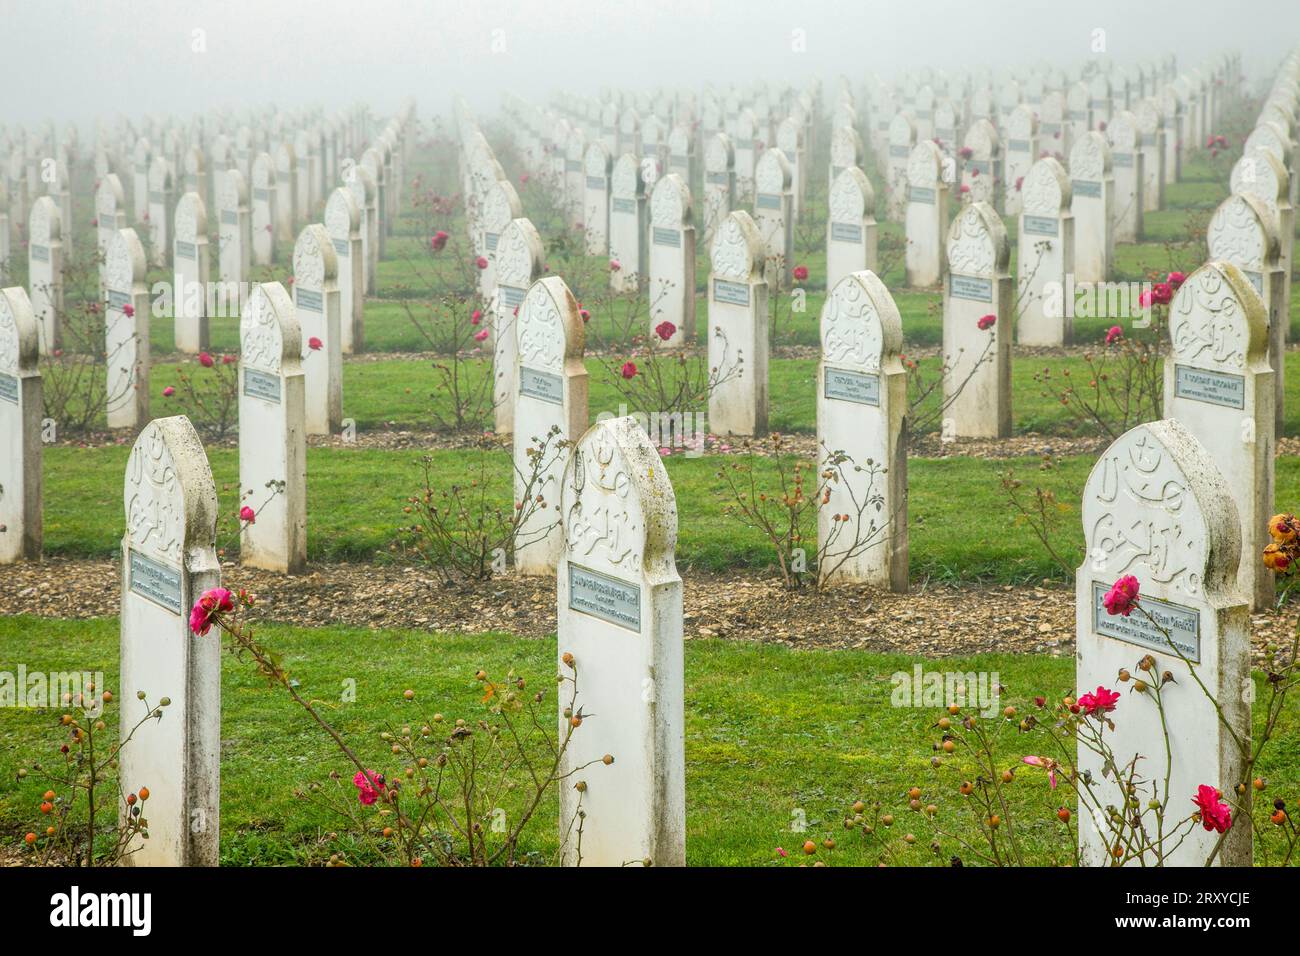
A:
[131,138,151,225]
[1003,105,1038,216]
[95,174,126,287]
[27,196,62,355]
[346,162,379,296]
[829,167,878,292]
[886,112,917,222]
[492,216,544,436]
[1164,261,1274,611]
[829,125,864,194]
[1017,158,1075,346]
[707,211,768,437]
[172,192,210,354]
[513,276,588,575]
[961,119,1000,208]
[360,149,386,259]
[325,187,363,354]
[274,143,297,242]
[608,153,646,292]
[480,178,522,302]
[703,133,734,244]
[183,146,207,211]
[557,415,685,867]
[1069,132,1115,285]
[1135,98,1166,213]
[816,271,908,591]
[1075,419,1250,867]
[240,283,307,574]
[648,173,696,350]
[0,287,42,562]
[943,202,1011,438]
[753,148,793,291]
[146,156,173,267]
[292,225,341,435]
[564,129,587,221]
[1208,191,1286,435]
[120,415,221,866]
[583,142,612,256]
[1233,148,1293,351]
[776,117,805,220]
[904,142,947,288]
[1107,111,1144,243]
[251,152,277,265]
[734,108,758,202]
[105,228,150,430]
[216,168,250,289]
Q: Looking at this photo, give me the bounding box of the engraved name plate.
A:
[1091,581,1200,662]
[568,563,641,631]
[129,550,183,614]
[823,367,880,406]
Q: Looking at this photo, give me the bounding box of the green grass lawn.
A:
[2,616,1296,866]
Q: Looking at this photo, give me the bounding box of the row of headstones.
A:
[93,276,1261,866]
[25,110,415,357]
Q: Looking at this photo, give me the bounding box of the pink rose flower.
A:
[354,770,386,806]
[1151,282,1173,305]
[959,146,973,160]
[1167,271,1186,289]
[580,308,590,322]
[474,329,489,342]
[239,505,256,523]
[475,256,488,270]
[199,352,214,368]
[621,361,638,379]
[792,264,809,282]
[1103,574,1140,616]
[1022,755,1059,789]
[655,320,677,341]
[977,314,996,331]
[609,259,621,272]
[471,309,482,325]
[122,303,135,318]
[308,337,323,351]
[1077,685,1121,716]
[163,385,175,397]
[430,230,449,251]
[1192,784,1232,833]
[189,587,234,636]
[1105,325,1123,345]
[1138,289,1154,308]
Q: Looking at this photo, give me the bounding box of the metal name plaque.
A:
[831,222,863,243]
[0,372,18,405]
[889,145,910,158]
[1008,139,1031,152]
[968,160,990,176]
[1174,364,1245,410]
[129,550,183,615]
[950,274,992,302]
[565,159,581,171]
[756,193,781,210]
[706,171,730,185]
[175,240,196,260]
[612,197,636,214]
[670,156,688,169]
[31,245,49,263]
[908,186,935,205]
[1067,110,1087,121]
[149,191,164,203]
[243,367,282,404]
[1091,581,1200,663]
[586,176,606,190]
[221,211,239,225]
[713,278,750,307]
[254,188,271,201]
[485,232,499,251]
[1022,215,1059,237]
[297,288,323,313]
[519,366,563,405]
[108,289,131,312]
[824,367,880,406]
[1072,179,1102,198]
[333,239,349,257]
[652,227,680,247]
[568,563,641,632]
[1112,152,1134,168]
[500,285,525,308]
[1140,133,1157,146]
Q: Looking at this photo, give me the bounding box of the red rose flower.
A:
[1103,574,1139,616]
[620,361,637,379]
[977,314,996,331]
[1151,282,1172,305]
[1192,785,1232,834]
[1105,325,1123,345]
[1167,271,1186,289]
[1076,685,1121,716]
[199,352,214,368]
[792,264,809,282]
[654,320,677,341]
[308,337,323,351]
[240,505,256,524]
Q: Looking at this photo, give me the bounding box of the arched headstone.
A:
[274,143,297,242]
[492,216,544,436]
[886,112,916,221]
[105,228,150,429]
[146,156,174,267]
[513,276,588,575]
[292,224,341,435]
[703,133,734,243]
[1017,157,1074,346]
[1075,419,1249,867]
[172,192,210,353]
[1004,105,1038,216]
[1069,131,1114,284]
[816,271,907,590]
[240,282,306,573]
[943,202,1011,438]
[251,152,277,265]
[753,148,793,290]
[28,195,62,355]
[961,119,999,207]
[217,168,250,288]
[1135,98,1165,212]
[609,153,646,291]
[0,286,41,561]
[556,415,685,867]
[1163,262,1273,610]
[325,187,363,354]
[583,142,612,256]
[345,160,378,295]
[648,173,695,349]
[120,415,220,866]
[1107,111,1143,242]
[707,211,767,436]
[904,142,946,288]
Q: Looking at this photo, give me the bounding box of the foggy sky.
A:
[1,0,1296,128]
